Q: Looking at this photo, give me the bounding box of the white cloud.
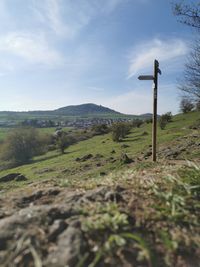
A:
[104,83,179,115]
[31,0,126,39]
[0,32,63,67]
[128,38,188,78]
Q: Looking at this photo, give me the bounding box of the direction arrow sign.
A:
[138,75,154,81]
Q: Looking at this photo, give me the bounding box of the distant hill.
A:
[53,103,121,116]
[0,103,157,121]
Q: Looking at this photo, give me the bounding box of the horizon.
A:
[0,0,194,115]
[0,102,180,116]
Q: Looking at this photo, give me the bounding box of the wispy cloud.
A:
[31,0,126,38]
[0,32,63,67]
[128,38,188,78]
[104,83,180,114]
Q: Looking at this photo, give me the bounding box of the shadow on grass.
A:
[123,137,143,142]
[32,149,80,164]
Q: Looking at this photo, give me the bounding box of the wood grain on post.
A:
[152,60,158,162]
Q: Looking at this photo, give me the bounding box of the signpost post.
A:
[138,59,161,162]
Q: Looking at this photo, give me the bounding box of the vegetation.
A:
[173,1,200,103]
[56,132,76,154]
[111,122,132,142]
[159,112,173,130]
[0,128,49,165]
[180,98,194,113]
[91,124,110,135]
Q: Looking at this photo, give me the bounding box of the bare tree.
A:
[179,40,200,101]
[180,97,194,113]
[173,1,200,102]
[173,1,200,29]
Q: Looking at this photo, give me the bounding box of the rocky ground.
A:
[0,160,200,267]
[0,130,199,267]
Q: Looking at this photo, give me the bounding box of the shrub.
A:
[57,133,76,154]
[92,124,109,135]
[158,112,173,130]
[111,123,131,142]
[145,118,152,124]
[132,119,143,128]
[180,98,194,113]
[1,128,46,165]
[195,100,200,111]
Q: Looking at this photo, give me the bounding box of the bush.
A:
[57,133,76,154]
[1,128,47,165]
[111,123,131,142]
[92,124,109,135]
[163,112,173,122]
[132,119,143,128]
[145,118,152,124]
[180,98,194,113]
[195,100,200,111]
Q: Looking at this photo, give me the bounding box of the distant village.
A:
[0,117,134,129]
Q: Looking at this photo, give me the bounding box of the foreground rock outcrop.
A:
[0,172,199,267]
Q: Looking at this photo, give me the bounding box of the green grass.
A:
[0,111,199,192]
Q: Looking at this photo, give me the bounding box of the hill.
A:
[53,103,121,116]
[0,103,121,117]
[0,111,199,266]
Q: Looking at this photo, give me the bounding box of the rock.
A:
[76,154,93,162]
[94,154,103,159]
[0,173,27,183]
[48,220,67,242]
[14,175,27,182]
[120,153,133,164]
[144,150,152,158]
[121,144,130,148]
[104,191,123,202]
[46,226,86,267]
[80,187,110,202]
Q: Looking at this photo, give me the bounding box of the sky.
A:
[0,0,196,114]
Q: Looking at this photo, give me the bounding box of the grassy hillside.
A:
[0,111,199,192]
[0,111,199,267]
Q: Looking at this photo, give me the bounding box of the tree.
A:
[179,40,200,101]
[92,124,109,135]
[180,98,194,113]
[159,112,172,130]
[173,1,200,102]
[1,128,46,165]
[111,123,131,142]
[57,133,75,154]
[132,119,143,128]
[173,1,200,29]
[196,100,200,111]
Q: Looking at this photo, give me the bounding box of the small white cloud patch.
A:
[128,38,188,78]
[0,32,63,67]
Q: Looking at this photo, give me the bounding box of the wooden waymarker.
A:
[138,59,161,162]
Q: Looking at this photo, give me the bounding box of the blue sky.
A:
[0,0,195,114]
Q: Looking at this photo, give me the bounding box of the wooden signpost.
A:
[138,59,161,162]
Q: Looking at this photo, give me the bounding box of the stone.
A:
[46,227,86,267]
[120,153,133,164]
[48,220,67,242]
[0,173,23,183]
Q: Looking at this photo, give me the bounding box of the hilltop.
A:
[0,111,199,267]
[0,103,121,117]
[53,103,121,116]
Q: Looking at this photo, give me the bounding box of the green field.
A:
[0,111,199,192]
